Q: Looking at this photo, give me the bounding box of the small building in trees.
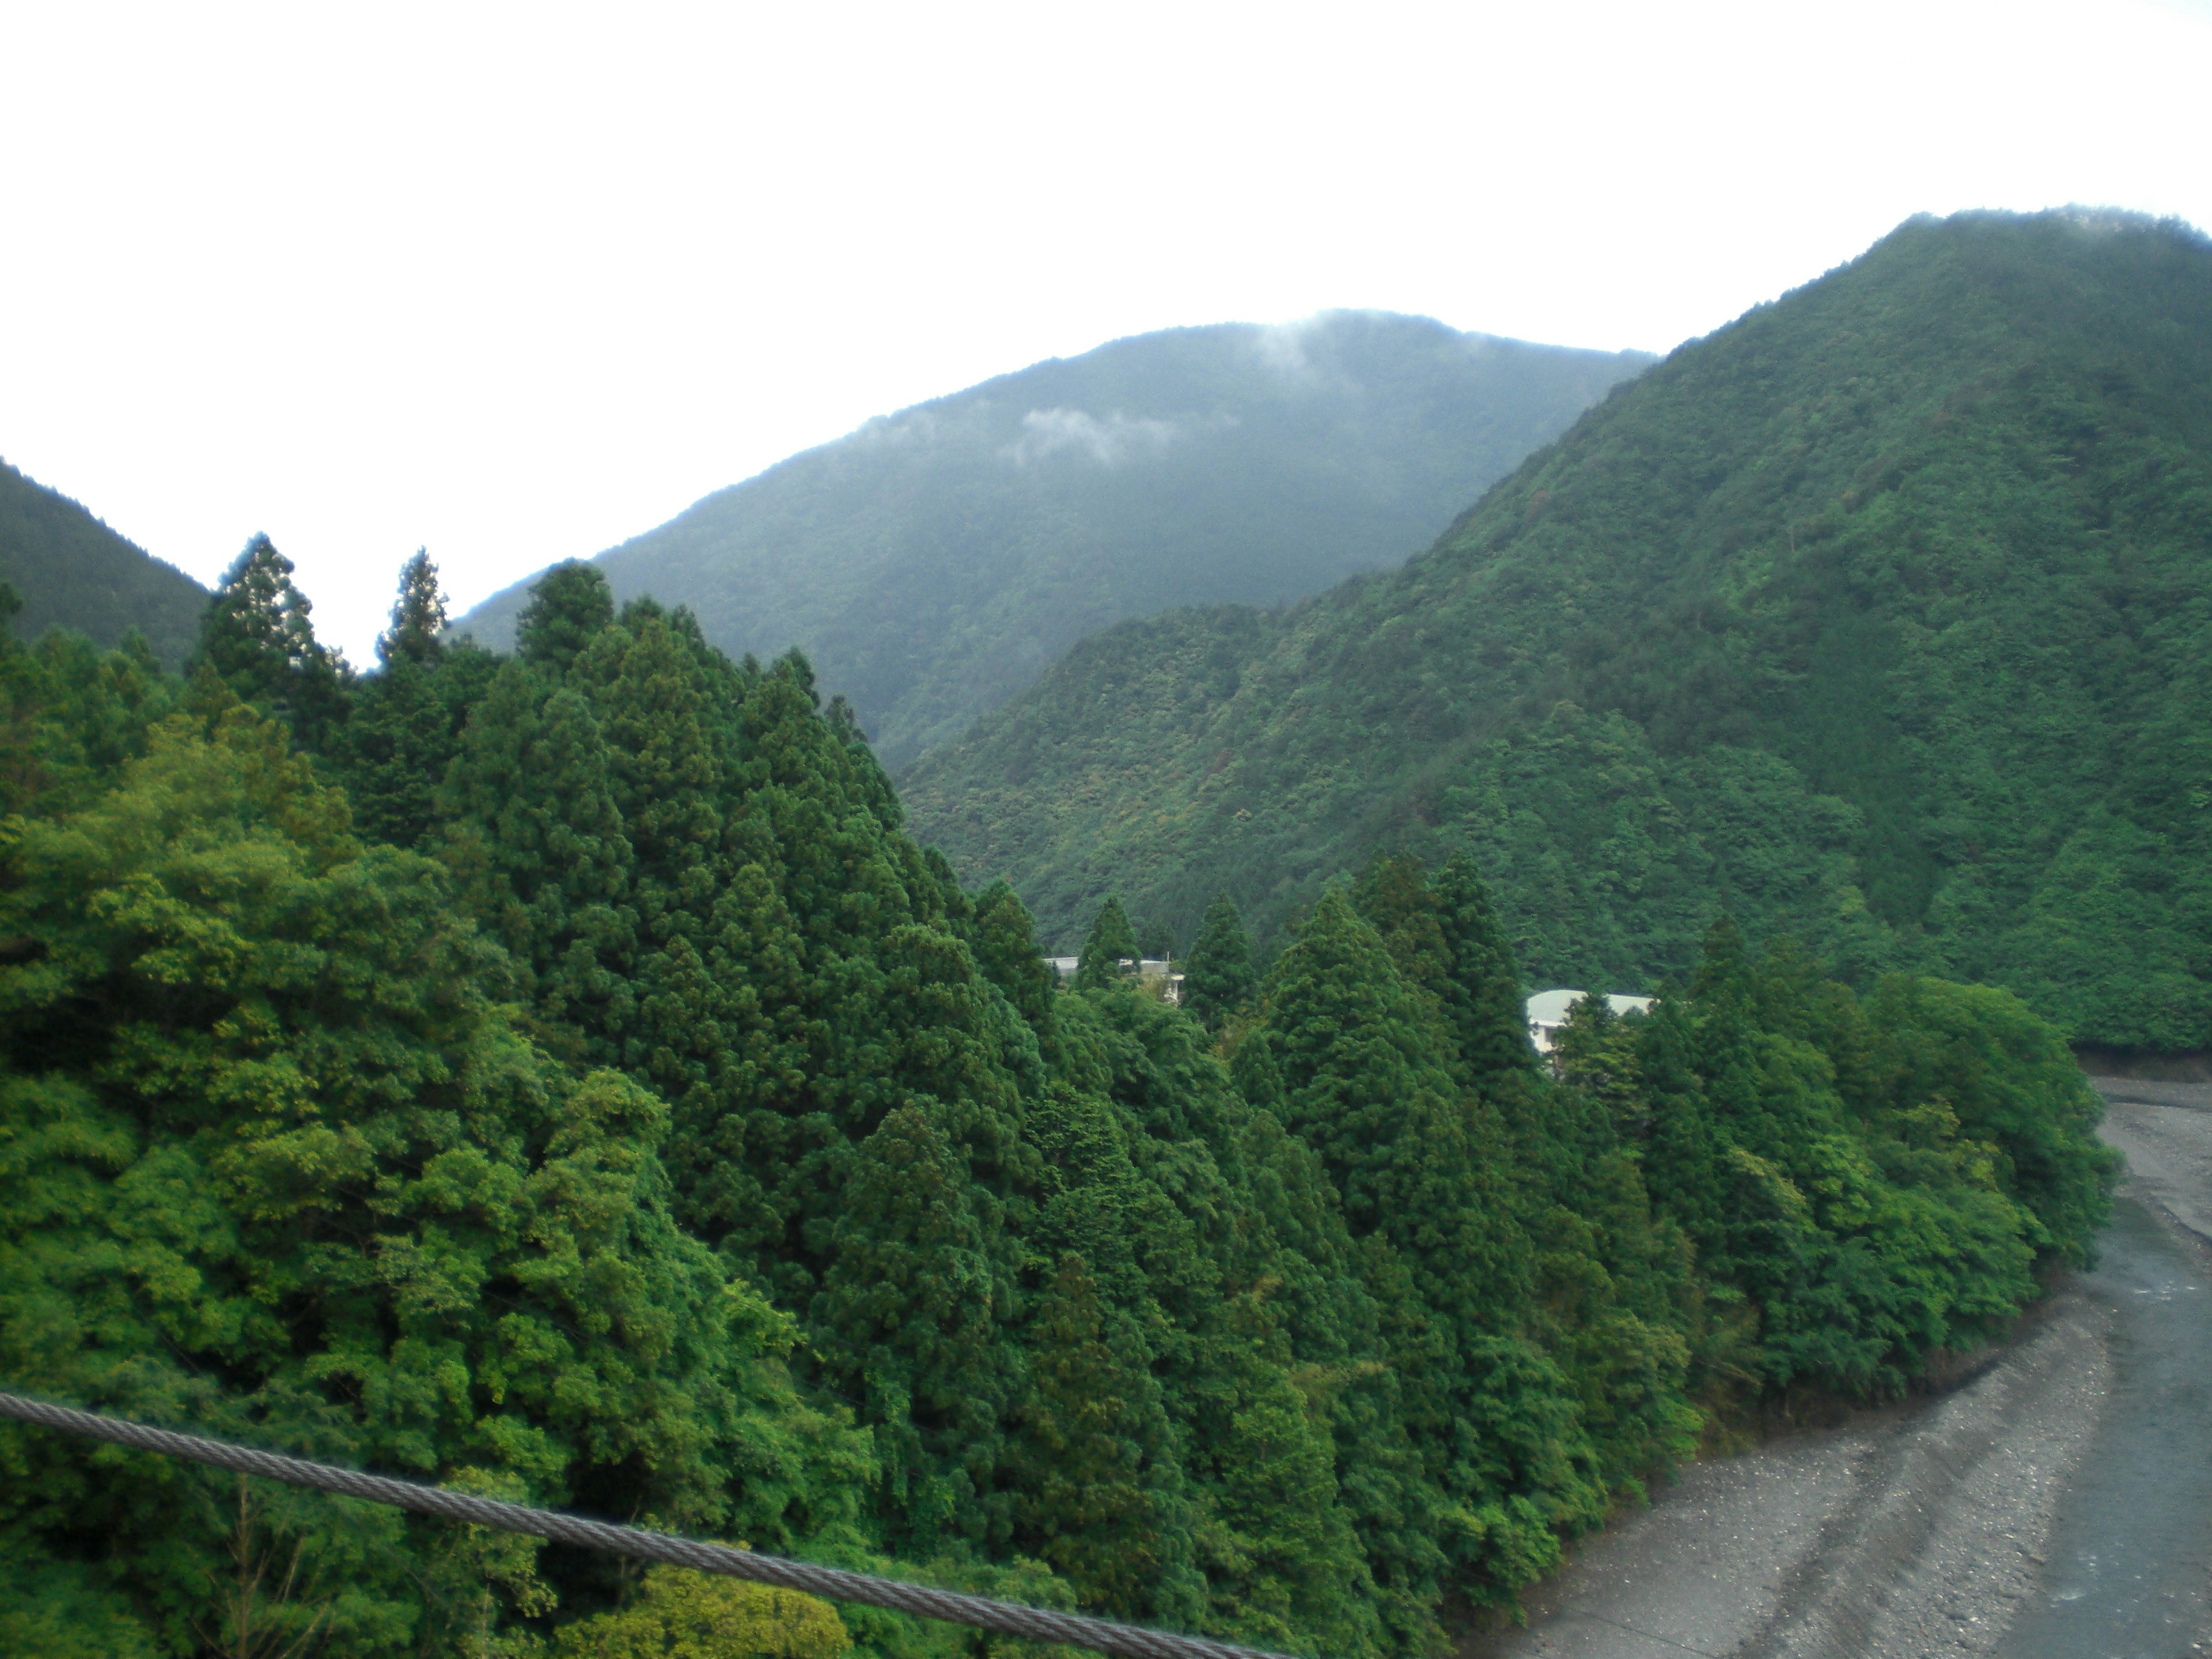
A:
[1525,988,1653,1054]
[1044,953,1185,1003]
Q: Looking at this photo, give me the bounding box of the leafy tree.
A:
[552,1569,849,1659]
[0,699,869,1654]
[1011,1256,1160,1609]
[1180,894,1255,1032]
[378,548,446,668]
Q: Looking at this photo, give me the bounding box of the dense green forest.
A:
[0,544,2113,1657]
[903,211,2212,1054]
[0,459,207,668]
[456,314,1651,768]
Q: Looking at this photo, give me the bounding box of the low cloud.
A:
[1003,407,1185,467]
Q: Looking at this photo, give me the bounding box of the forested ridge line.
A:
[0,546,2114,1658]
[902,209,2212,1054]
[452,313,1650,771]
[0,459,206,669]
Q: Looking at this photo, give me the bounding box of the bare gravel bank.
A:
[1465,1085,2212,1659]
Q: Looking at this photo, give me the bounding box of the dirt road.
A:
[1468,1080,2212,1659]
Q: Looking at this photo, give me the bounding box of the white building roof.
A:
[1524,988,1654,1053]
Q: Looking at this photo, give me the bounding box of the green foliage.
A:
[516,563,618,677]
[552,1568,849,1659]
[906,210,2212,1052]
[0,546,2121,1658]
[338,552,503,850]
[1180,895,1254,1032]
[0,677,870,1654]
[455,316,1650,768]
[1075,898,1141,988]
[0,458,206,669]
[191,535,352,752]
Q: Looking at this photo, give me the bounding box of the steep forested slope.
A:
[456,313,1650,767]
[904,211,2212,1052]
[0,548,2113,1657]
[0,459,205,666]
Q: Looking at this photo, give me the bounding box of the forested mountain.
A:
[904,210,2212,1054]
[0,459,206,666]
[454,314,1652,767]
[0,548,2112,1657]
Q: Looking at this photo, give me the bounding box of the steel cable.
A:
[0,1391,1298,1659]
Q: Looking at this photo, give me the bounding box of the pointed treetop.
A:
[1181,892,1255,1031]
[1432,852,1537,1085]
[378,549,446,668]
[971,880,1058,1035]
[516,562,615,675]
[1353,851,1450,1001]
[193,533,349,749]
[1075,896,1140,988]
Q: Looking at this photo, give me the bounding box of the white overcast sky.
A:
[4,0,2210,662]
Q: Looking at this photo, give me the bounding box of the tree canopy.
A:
[905,210,2212,1053]
[0,512,2117,1656]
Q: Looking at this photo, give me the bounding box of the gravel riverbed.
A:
[1466,1080,2212,1659]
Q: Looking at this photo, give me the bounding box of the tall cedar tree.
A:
[191,534,350,751]
[339,552,501,849]
[1180,895,1255,1031]
[1075,897,1141,987]
[1252,886,1604,1601]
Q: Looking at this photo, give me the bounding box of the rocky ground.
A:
[1465,1078,2212,1659]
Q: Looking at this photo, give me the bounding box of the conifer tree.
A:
[340,552,475,848]
[1253,888,1596,1600]
[377,548,446,667]
[1181,894,1255,1031]
[970,880,1059,1036]
[514,561,616,675]
[1431,854,1537,1088]
[1013,1256,1161,1610]
[812,1107,1024,1551]
[438,660,638,1040]
[1351,854,1450,1006]
[191,534,349,751]
[1076,896,1140,987]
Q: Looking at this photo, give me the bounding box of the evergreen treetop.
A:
[191,533,350,749]
[376,547,446,667]
[515,561,616,675]
[1076,896,1141,987]
[1180,893,1255,1031]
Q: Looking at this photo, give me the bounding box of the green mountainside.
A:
[0,459,206,667]
[455,313,1651,768]
[0,548,2113,1656]
[904,211,2212,1053]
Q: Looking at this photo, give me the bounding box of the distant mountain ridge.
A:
[0,459,205,666]
[456,312,1652,767]
[903,210,2212,1053]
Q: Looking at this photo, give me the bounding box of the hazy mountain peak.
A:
[454,310,1652,768]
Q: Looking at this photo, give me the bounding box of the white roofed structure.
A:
[1525,988,1654,1054]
